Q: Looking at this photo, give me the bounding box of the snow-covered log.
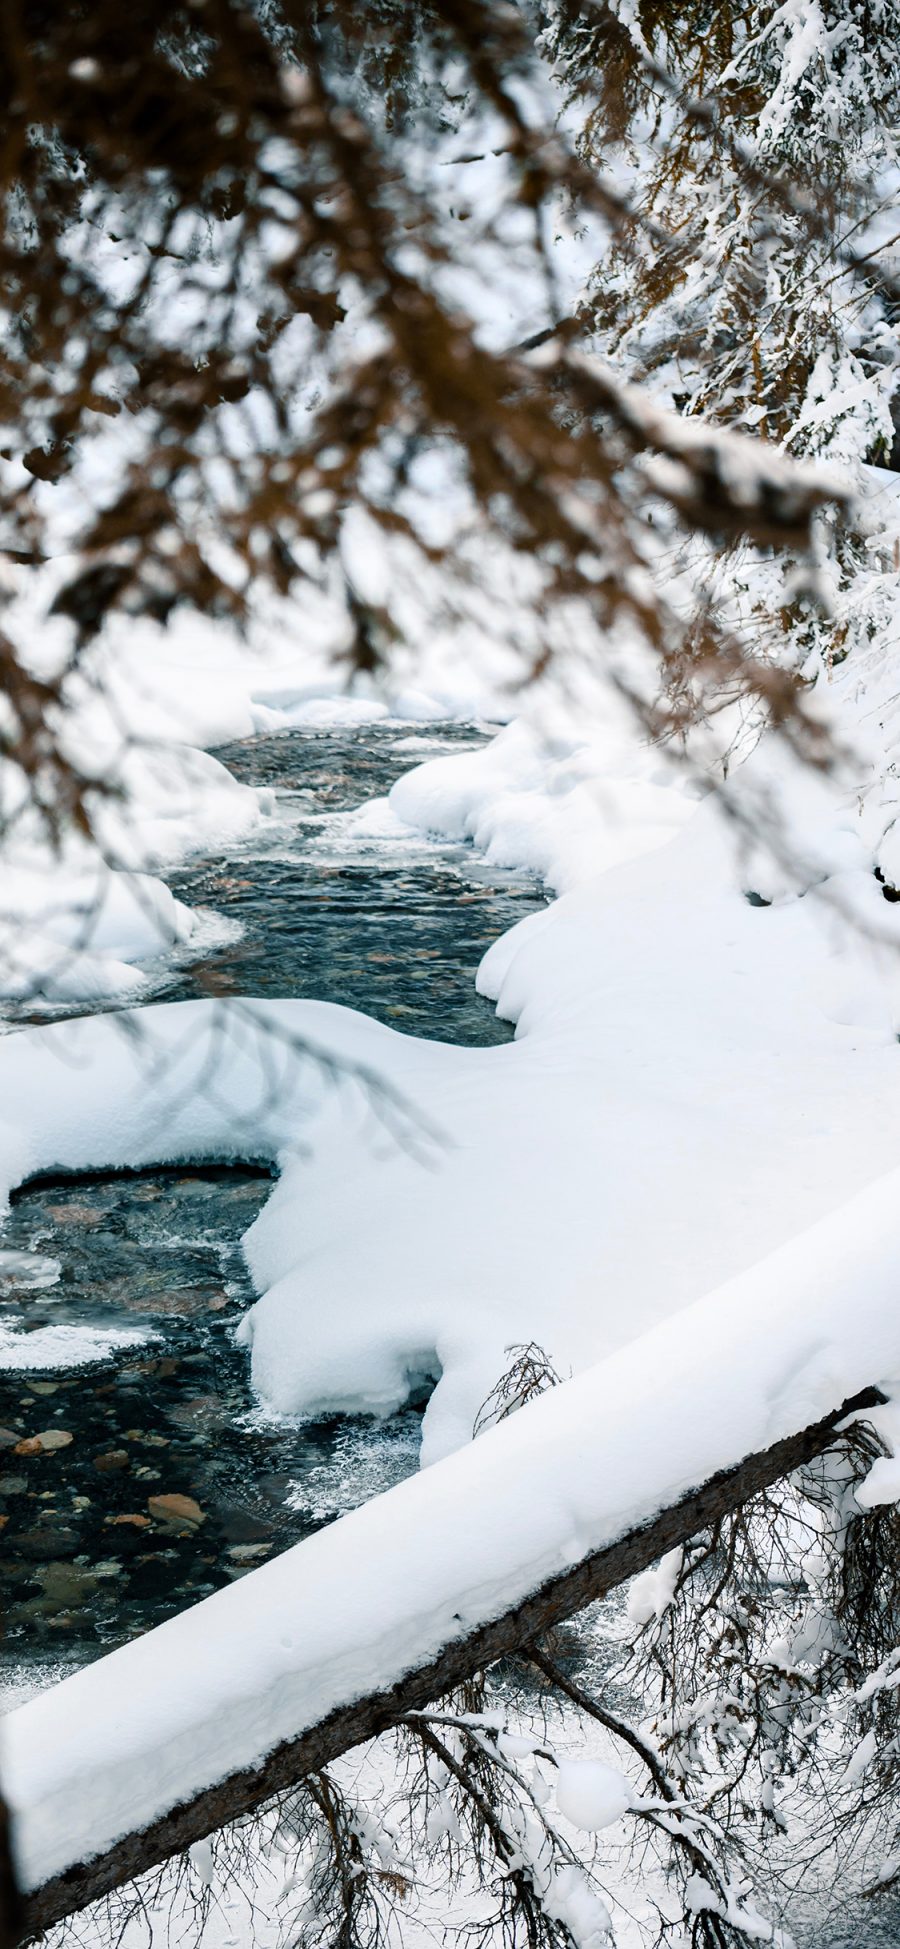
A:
[5,1007,900,1936]
[13,1380,885,1936]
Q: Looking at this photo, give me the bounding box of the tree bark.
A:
[21,1383,883,1939]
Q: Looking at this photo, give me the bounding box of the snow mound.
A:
[5,1166,900,1894]
[555,1760,631,1833]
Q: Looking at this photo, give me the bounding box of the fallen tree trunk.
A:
[21,1382,883,1940]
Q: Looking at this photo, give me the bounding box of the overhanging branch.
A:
[21,1382,884,1939]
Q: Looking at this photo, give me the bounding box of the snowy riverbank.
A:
[5,498,900,1909]
[5,589,900,1461]
[0,577,516,1008]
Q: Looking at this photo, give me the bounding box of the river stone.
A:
[14,1429,73,1454]
[14,1526,79,1559]
[147,1492,205,1529]
[216,1506,272,1543]
[36,1563,98,1603]
[169,1395,225,1428]
[125,1285,226,1317]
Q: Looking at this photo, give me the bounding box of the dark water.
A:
[0,723,545,1674]
[167,723,543,1041]
[0,1166,424,1663]
[1,732,895,1949]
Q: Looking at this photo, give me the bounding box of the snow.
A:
[388,705,694,894]
[0,860,198,1005]
[554,1761,631,1834]
[851,1397,900,1507]
[4,441,900,1912]
[542,1864,614,1946]
[625,1548,682,1628]
[842,1730,878,1786]
[236,753,900,1463]
[0,1321,156,1371]
[0,559,519,1009]
[5,1163,900,1892]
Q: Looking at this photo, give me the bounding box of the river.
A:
[0,722,545,1678]
[0,725,895,1948]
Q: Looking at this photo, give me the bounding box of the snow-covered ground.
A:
[5,1127,900,1895]
[3,453,900,1925]
[5,542,900,1895]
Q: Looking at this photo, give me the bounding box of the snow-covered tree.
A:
[4,12,900,1947]
[0,0,851,868]
[548,0,900,692]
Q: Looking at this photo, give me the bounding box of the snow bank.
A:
[236,798,900,1460]
[5,1166,900,1892]
[388,703,695,894]
[3,716,900,1469]
[0,858,200,1005]
[5,489,900,1894]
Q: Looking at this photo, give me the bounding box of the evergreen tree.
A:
[0,1,849,852]
[548,0,900,694]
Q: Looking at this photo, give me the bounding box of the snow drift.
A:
[4,1166,900,1893]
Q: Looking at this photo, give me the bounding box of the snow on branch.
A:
[9,1379,885,1935]
[525,343,853,550]
[10,1163,900,1934]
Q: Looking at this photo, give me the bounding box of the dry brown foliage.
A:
[0,0,856,850]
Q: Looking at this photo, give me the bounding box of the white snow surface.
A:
[5,524,900,1889]
[554,1760,631,1834]
[4,1165,900,1891]
[0,1321,156,1371]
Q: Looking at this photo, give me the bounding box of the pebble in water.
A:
[0,1164,424,1664]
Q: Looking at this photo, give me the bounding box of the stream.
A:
[0,723,545,1681]
[1,727,895,1949]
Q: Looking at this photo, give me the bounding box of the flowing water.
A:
[2,727,895,1948]
[0,723,545,1678]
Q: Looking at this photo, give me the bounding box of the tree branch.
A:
[21,1384,884,1939]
